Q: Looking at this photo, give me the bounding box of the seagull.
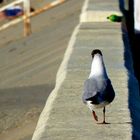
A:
[82,49,115,124]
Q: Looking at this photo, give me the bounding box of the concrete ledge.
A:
[80,11,122,22]
[80,0,122,22]
[32,23,81,140]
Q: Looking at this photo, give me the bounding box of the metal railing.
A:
[0,0,66,36]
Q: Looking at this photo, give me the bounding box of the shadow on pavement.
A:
[122,23,140,140]
[0,84,54,139]
[119,0,140,139]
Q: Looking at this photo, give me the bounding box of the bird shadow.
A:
[97,121,131,125]
[105,122,131,125]
[97,122,110,125]
[119,0,140,139]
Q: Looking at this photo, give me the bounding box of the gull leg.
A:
[100,107,109,124]
[92,111,98,122]
[103,107,106,123]
[97,107,110,124]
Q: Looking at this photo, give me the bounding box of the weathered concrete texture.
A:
[33,23,131,140]
[32,0,140,140]
[87,0,120,11]
[80,0,122,22]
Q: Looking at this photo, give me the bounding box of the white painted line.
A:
[32,24,81,140]
[81,0,89,14]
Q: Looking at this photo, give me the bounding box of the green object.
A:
[107,14,122,22]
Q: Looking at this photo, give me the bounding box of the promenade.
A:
[32,0,140,140]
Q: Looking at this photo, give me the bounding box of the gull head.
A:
[91,49,102,59]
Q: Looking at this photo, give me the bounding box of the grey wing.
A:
[82,78,98,103]
[103,79,115,103]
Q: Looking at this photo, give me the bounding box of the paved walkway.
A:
[32,0,140,140]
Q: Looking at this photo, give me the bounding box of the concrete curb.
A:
[80,11,122,22]
[31,0,86,138]
[32,0,125,139]
[80,0,122,22]
[32,24,81,140]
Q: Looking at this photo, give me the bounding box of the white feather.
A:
[89,54,108,78]
[86,101,94,112]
